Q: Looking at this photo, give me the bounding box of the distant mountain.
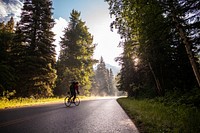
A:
[93,63,120,76]
[105,63,120,76]
[0,0,23,22]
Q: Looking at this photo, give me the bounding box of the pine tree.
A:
[95,57,110,96]
[90,74,99,96]
[0,17,15,96]
[56,10,95,96]
[14,0,57,97]
[0,18,16,96]
[108,68,115,96]
[5,17,14,33]
[9,23,26,96]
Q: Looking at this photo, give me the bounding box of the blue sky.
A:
[52,0,100,20]
[51,0,122,67]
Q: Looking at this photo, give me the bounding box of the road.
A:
[0,97,139,133]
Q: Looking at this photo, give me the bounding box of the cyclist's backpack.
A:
[70,84,75,93]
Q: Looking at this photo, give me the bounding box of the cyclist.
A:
[69,81,79,103]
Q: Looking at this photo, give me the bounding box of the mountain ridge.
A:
[93,63,120,76]
[105,63,120,76]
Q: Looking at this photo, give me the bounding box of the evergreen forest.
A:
[0,0,118,98]
[0,0,200,109]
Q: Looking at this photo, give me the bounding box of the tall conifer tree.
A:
[108,68,115,95]
[14,0,56,97]
[95,57,110,96]
[0,18,16,95]
[56,10,95,96]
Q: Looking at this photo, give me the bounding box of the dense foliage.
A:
[0,0,57,98]
[0,17,16,95]
[55,10,96,96]
[14,0,57,97]
[106,0,200,103]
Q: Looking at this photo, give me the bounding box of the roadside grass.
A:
[0,97,63,109]
[0,95,88,109]
[117,97,200,133]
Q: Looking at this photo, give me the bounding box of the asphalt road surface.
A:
[0,97,139,133]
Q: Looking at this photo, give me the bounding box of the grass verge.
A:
[0,96,88,109]
[117,97,200,133]
[0,97,63,109]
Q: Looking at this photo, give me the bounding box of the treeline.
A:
[0,0,116,98]
[91,57,119,96]
[106,0,200,105]
[1,0,57,98]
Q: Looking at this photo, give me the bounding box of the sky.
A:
[0,0,23,22]
[51,0,122,67]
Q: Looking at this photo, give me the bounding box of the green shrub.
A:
[1,90,16,101]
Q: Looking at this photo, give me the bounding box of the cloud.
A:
[52,17,68,60]
[0,0,23,22]
[0,1,69,61]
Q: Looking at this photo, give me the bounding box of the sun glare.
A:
[133,58,139,66]
[134,58,139,63]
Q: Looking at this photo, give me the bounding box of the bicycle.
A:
[64,92,80,107]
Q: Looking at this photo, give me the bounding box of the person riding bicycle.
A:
[69,81,79,103]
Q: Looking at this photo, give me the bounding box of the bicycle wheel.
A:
[64,96,71,107]
[74,97,80,106]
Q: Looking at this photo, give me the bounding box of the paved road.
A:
[0,97,139,133]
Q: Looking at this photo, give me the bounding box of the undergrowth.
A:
[0,97,63,109]
[0,90,88,109]
[117,97,200,133]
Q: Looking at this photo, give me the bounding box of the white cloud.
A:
[52,17,68,60]
[0,0,23,22]
[0,2,8,17]
[0,1,68,60]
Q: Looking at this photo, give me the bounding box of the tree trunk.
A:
[148,62,163,96]
[172,15,200,88]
